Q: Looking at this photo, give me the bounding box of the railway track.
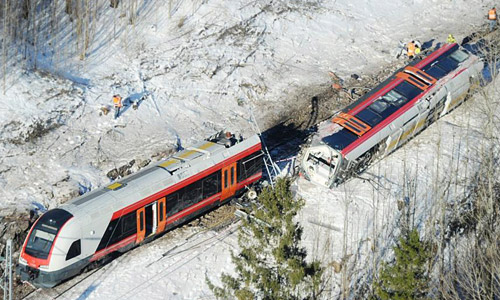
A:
[20,205,239,300]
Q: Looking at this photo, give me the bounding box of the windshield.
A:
[25,209,73,259]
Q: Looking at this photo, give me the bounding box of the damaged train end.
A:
[301,42,484,189]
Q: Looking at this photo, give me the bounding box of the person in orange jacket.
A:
[112,94,123,119]
[406,41,416,59]
[489,7,497,32]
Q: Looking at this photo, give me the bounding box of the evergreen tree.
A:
[374,228,432,300]
[207,178,323,300]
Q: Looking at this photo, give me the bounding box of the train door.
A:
[136,203,158,244]
[145,202,157,237]
[385,124,403,155]
[410,100,430,137]
[157,197,166,233]
[221,162,237,200]
[136,207,145,243]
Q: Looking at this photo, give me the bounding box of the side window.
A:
[237,159,243,182]
[224,170,228,188]
[230,167,234,185]
[182,181,202,207]
[202,172,220,199]
[166,193,179,217]
[139,211,144,232]
[122,212,136,236]
[96,212,137,252]
[241,152,264,180]
[66,239,81,260]
[96,219,119,251]
[159,201,164,222]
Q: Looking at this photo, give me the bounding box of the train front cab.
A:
[301,144,343,188]
[18,209,85,288]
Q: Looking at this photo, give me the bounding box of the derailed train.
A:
[17,42,485,288]
[300,43,484,188]
[17,132,263,287]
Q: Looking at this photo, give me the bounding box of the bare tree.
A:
[3,0,9,94]
[437,33,500,299]
[65,0,72,15]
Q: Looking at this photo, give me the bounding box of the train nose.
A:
[17,264,40,282]
[17,264,60,288]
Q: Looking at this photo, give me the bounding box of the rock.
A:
[331,260,342,273]
[138,159,151,169]
[107,168,119,180]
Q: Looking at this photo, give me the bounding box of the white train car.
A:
[301,43,483,188]
[18,132,263,287]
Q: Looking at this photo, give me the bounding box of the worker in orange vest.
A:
[488,7,497,32]
[406,41,416,59]
[112,94,123,119]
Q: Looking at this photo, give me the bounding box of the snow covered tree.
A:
[374,228,432,300]
[207,178,323,300]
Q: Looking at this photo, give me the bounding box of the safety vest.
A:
[489,9,497,20]
[113,96,122,108]
[407,42,415,57]
[447,35,456,44]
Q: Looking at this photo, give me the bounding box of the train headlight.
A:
[39,265,49,271]
[19,256,27,265]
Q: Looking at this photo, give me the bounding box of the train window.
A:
[383,90,406,106]
[95,212,137,252]
[224,170,228,188]
[237,160,243,182]
[356,108,382,127]
[203,172,220,199]
[435,57,459,74]
[25,209,73,259]
[230,167,234,185]
[424,65,447,80]
[241,152,264,180]
[166,193,180,216]
[393,81,421,102]
[159,202,164,222]
[139,211,144,232]
[368,99,389,113]
[122,212,136,236]
[96,219,120,251]
[182,181,202,207]
[66,240,81,260]
[449,49,469,63]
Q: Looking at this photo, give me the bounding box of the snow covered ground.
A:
[2,0,498,298]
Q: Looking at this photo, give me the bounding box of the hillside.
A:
[0,0,497,299]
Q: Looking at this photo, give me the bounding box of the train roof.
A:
[59,133,262,220]
[320,43,468,152]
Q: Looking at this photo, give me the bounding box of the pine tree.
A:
[207,178,323,300]
[374,228,432,300]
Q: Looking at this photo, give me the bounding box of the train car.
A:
[17,132,264,288]
[300,43,484,188]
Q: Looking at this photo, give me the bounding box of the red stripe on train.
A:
[111,143,262,219]
[92,172,262,259]
[90,234,137,262]
[346,43,456,117]
[342,44,459,155]
[165,171,262,224]
[415,43,456,69]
